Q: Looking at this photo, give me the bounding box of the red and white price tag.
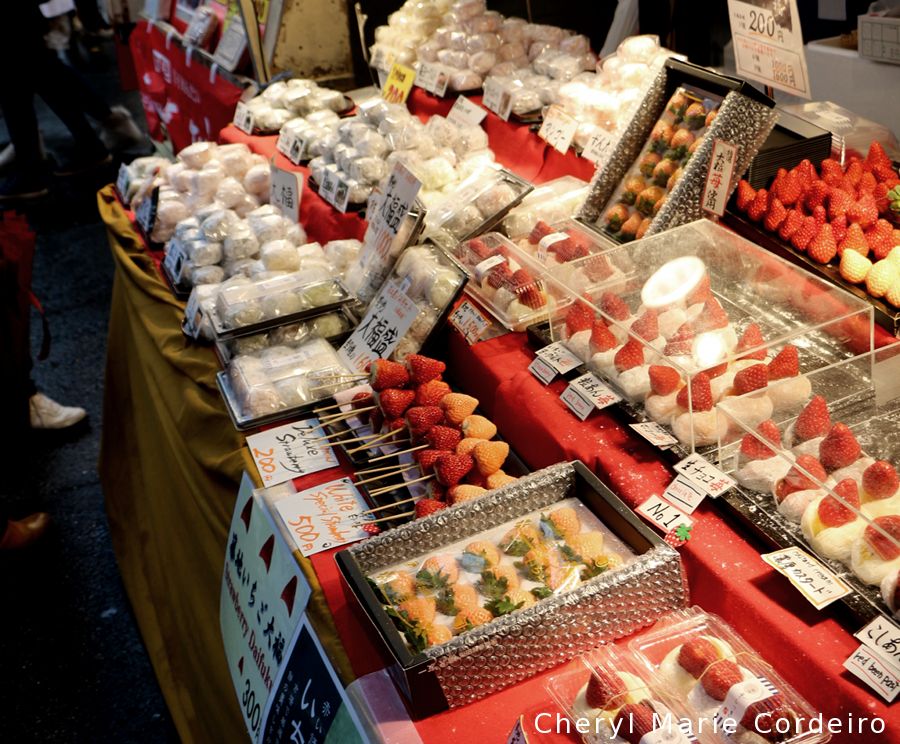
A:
[246,419,338,486]
[761,547,851,610]
[636,494,694,536]
[270,163,303,223]
[662,473,708,514]
[582,129,616,166]
[674,453,735,498]
[844,645,900,702]
[701,139,739,217]
[528,356,557,385]
[233,101,254,134]
[630,422,678,448]
[449,299,491,344]
[415,61,450,97]
[560,372,621,420]
[447,95,487,128]
[538,104,578,154]
[536,342,582,374]
[482,77,512,121]
[855,617,900,677]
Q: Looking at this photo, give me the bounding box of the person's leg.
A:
[0,77,50,199]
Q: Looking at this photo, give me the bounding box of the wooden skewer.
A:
[367,473,434,497]
[355,495,418,516]
[355,510,415,526]
[365,443,428,464]
[355,462,417,477]
[305,428,361,443]
[348,436,411,454]
[308,378,366,393]
[352,464,418,486]
[313,397,372,414]
[346,427,398,450]
[317,405,377,424]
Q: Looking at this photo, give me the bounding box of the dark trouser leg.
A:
[0,76,44,173]
[46,56,112,123]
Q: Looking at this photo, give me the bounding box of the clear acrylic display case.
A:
[500,175,590,238]
[450,231,571,332]
[548,219,874,451]
[717,345,900,617]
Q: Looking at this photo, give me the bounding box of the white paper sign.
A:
[538,105,578,154]
[163,238,188,285]
[274,477,371,556]
[319,169,339,206]
[855,617,900,676]
[630,422,678,448]
[415,61,450,97]
[115,163,131,205]
[727,0,811,98]
[233,101,255,134]
[528,356,558,385]
[447,95,488,128]
[761,547,852,609]
[662,473,708,514]
[338,279,419,372]
[536,342,582,374]
[270,164,303,223]
[482,77,512,121]
[449,298,491,344]
[714,677,776,734]
[220,473,311,741]
[582,129,616,165]
[214,18,248,72]
[182,287,204,338]
[674,453,735,498]
[844,644,900,703]
[246,419,338,486]
[561,373,622,420]
[701,139,739,217]
[275,130,304,164]
[636,494,694,535]
[332,173,351,214]
[134,188,157,235]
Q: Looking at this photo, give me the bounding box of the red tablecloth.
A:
[213,122,900,741]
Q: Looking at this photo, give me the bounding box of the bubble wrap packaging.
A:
[335,461,688,717]
[578,59,777,238]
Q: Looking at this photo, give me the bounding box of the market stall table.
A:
[99,179,900,742]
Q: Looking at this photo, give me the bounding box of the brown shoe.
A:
[0,512,50,550]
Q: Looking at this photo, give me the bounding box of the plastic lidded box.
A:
[501,175,590,238]
[510,218,617,286]
[627,607,831,744]
[451,231,570,332]
[549,219,873,452]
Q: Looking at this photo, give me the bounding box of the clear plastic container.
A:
[627,607,830,744]
[501,175,590,237]
[511,218,614,287]
[451,232,570,332]
[549,219,874,451]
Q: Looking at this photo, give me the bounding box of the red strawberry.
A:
[747,187,768,222]
[866,141,893,173]
[676,372,713,412]
[790,216,818,252]
[820,158,843,180]
[406,354,446,385]
[614,338,644,372]
[415,448,446,470]
[794,158,816,185]
[600,292,630,321]
[804,180,830,211]
[864,515,900,560]
[528,219,554,245]
[486,262,514,289]
[369,359,410,391]
[793,395,830,444]
[740,419,782,460]
[701,659,743,701]
[369,408,384,434]
[775,455,827,502]
[848,194,878,229]
[859,171,878,195]
[685,273,711,306]
[763,196,788,232]
[831,214,848,246]
[808,223,837,264]
[812,204,827,227]
[775,170,802,207]
[583,254,614,282]
[740,695,796,739]
[863,461,900,501]
[565,300,594,335]
[589,320,618,353]
[845,160,864,188]
[817,479,860,528]
[415,379,452,407]
[736,323,766,360]
[613,703,656,744]
[828,188,853,221]
[630,309,659,341]
[516,282,546,309]
[378,388,415,418]
[736,179,757,211]
[362,523,382,535]
[839,222,869,256]
[585,669,627,710]
[426,425,462,451]
[406,406,445,435]
[649,365,681,396]
[733,364,768,395]
[414,498,447,518]
[424,481,446,501]
[677,637,720,677]
[466,238,491,259]
[866,219,895,260]
[875,181,892,212]
[778,209,804,241]
[433,453,474,486]
[768,344,799,379]
[698,297,728,330]
[819,422,862,471]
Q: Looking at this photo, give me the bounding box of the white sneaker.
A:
[29,393,87,430]
[101,105,146,151]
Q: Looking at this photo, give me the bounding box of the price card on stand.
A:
[448,299,491,344]
[855,617,900,677]
[269,163,303,223]
[332,174,351,213]
[233,101,255,134]
[630,422,678,448]
[727,0,811,98]
[636,494,694,536]
[115,163,131,204]
[214,17,249,72]
[661,474,708,514]
[382,62,416,104]
[163,238,189,284]
[844,645,900,703]
[674,453,735,498]
[538,105,578,154]
[415,61,450,97]
[535,342,581,374]
[338,280,419,372]
[319,169,339,205]
[582,129,616,166]
[482,77,512,121]
[761,547,851,609]
[246,419,338,486]
[447,95,487,128]
[135,187,159,236]
[560,372,621,420]
[701,139,739,217]
[528,356,557,385]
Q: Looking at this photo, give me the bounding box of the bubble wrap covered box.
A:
[335,461,688,717]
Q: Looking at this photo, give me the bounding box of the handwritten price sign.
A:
[674,453,735,498]
[246,419,338,486]
[561,373,621,420]
[761,547,851,609]
[382,62,416,104]
[538,105,578,154]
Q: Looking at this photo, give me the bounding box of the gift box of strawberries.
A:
[335,461,687,718]
[727,142,900,331]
